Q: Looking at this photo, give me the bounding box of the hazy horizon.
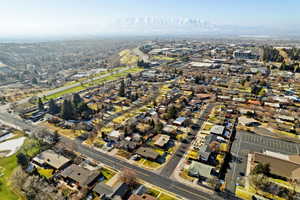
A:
[1,0,300,39]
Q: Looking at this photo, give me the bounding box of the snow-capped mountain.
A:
[102,17,218,34]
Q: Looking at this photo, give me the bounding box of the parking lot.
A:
[233,131,299,155]
[226,131,300,193]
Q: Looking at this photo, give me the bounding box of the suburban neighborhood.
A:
[0,37,300,200]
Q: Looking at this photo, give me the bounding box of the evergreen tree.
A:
[37,97,44,111]
[61,99,74,120]
[49,99,59,114]
[119,80,125,97]
[73,93,83,108]
[17,153,28,168]
[167,105,177,119]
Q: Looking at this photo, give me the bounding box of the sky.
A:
[1,0,300,37]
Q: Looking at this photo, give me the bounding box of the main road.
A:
[0,107,225,200]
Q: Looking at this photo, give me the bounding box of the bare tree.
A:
[11,167,28,190]
[119,168,137,187]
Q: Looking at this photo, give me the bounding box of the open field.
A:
[43,67,143,101]
[40,122,85,139]
[0,155,19,200]
[0,137,40,200]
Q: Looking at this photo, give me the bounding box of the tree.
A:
[153,100,157,107]
[119,168,137,187]
[37,97,44,111]
[17,153,29,168]
[251,85,262,96]
[32,77,38,84]
[11,167,28,190]
[251,163,270,176]
[48,99,59,114]
[154,120,163,133]
[127,73,132,79]
[61,100,74,120]
[77,102,93,119]
[119,80,125,97]
[73,93,83,108]
[167,105,177,119]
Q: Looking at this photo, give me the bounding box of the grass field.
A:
[43,85,86,101]
[0,155,19,200]
[43,67,143,101]
[41,122,85,139]
[152,56,176,61]
[0,137,40,200]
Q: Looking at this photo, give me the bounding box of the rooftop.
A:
[210,125,225,136]
[33,149,70,169]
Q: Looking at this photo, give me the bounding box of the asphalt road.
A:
[62,137,223,200]
[0,108,226,200]
[159,103,215,178]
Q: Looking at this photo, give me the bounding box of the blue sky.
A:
[1,0,299,36]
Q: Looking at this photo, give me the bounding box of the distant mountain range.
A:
[1,17,300,41]
[98,17,300,38]
[104,17,218,34]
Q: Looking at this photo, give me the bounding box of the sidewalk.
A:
[171,155,214,195]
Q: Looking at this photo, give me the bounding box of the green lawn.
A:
[0,155,19,200]
[37,168,53,179]
[147,188,160,197]
[101,168,116,183]
[158,193,178,200]
[20,138,41,158]
[43,85,86,101]
[143,160,160,168]
[43,67,143,101]
[0,137,41,200]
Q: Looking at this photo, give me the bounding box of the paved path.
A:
[159,103,215,178]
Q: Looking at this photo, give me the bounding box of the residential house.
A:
[136,147,160,161]
[153,134,170,148]
[32,150,71,170]
[210,125,225,136]
[173,117,187,126]
[93,182,129,199]
[60,164,100,189]
[188,161,216,180]
[107,130,124,142]
[162,125,177,135]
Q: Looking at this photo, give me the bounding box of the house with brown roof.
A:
[196,93,212,100]
[136,147,160,161]
[60,164,100,189]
